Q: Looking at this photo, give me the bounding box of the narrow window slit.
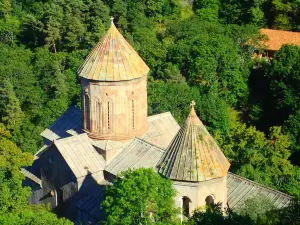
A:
[132,100,135,129]
[107,102,110,130]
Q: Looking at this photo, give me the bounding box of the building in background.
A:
[260,28,300,58]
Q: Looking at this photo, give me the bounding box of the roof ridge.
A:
[135,137,166,152]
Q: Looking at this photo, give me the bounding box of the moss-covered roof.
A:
[157,102,230,182]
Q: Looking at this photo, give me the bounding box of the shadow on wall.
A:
[74,173,107,225]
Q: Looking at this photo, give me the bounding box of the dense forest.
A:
[0,0,300,224]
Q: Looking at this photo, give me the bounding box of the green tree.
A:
[148,81,231,133]
[156,62,186,84]
[111,0,128,32]
[219,0,266,25]
[44,17,61,53]
[0,80,24,131]
[0,123,73,224]
[145,0,165,21]
[217,122,300,197]
[0,205,73,225]
[187,203,253,225]
[0,123,32,213]
[194,0,220,22]
[187,198,300,225]
[269,0,300,30]
[166,18,256,106]
[101,168,179,225]
[283,110,300,152]
[266,45,300,123]
[237,195,275,222]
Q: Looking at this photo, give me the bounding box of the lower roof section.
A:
[40,107,179,150]
[142,112,180,149]
[105,138,165,176]
[54,133,106,179]
[227,172,292,210]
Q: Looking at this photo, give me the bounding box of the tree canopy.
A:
[0,124,73,224]
[101,168,179,225]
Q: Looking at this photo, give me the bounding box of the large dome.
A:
[78,19,149,81]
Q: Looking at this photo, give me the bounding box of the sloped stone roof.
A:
[143,112,180,149]
[227,172,292,210]
[157,103,230,182]
[54,133,106,179]
[21,168,42,187]
[77,19,149,81]
[105,138,164,176]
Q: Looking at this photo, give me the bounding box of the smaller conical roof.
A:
[78,18,149,81]
[157,101,230,182]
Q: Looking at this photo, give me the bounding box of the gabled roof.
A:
[54,133,106,179]
[77,19,149,81]
[105,138,165,176]
[227,172,292,210]
[157,103,230,182]
[260,28,300,51]
[143,112,180,149]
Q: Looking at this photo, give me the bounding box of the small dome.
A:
[78,18,149,81]
[157,101,230,182]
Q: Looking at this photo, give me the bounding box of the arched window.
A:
[205,195,215,206]
[94,100,101,132]
[84,94,90,130]
[182,196,191,218]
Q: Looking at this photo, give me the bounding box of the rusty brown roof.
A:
[78,19,149,81]
[157,102,230,182]
[260,28,300,51]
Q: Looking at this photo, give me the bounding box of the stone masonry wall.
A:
[81,75,148,141]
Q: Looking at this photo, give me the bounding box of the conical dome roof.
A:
[78,18,149,81]
[157,102,230,182]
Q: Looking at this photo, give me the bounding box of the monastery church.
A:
[23,19,292,225]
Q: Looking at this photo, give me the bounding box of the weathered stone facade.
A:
[173,176,228,214]
[81,75,148,141]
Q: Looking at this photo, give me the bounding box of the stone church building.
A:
[23,19,292,225]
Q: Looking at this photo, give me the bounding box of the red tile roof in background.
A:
[260,28,300,51]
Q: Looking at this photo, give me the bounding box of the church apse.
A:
[157,101,230,213]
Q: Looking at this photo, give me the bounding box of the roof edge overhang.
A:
[167,173,228,183]
[79,73,148,83]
